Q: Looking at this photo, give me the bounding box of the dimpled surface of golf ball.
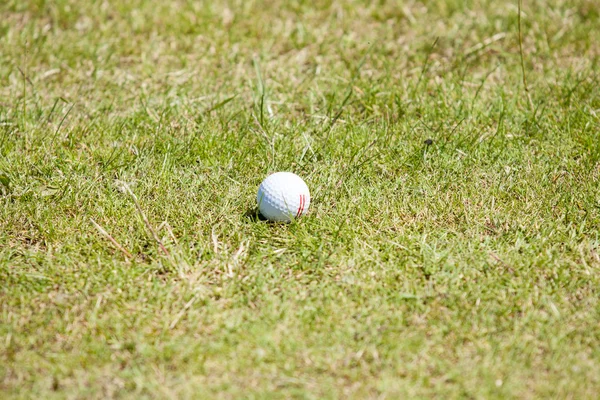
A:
[257,172,310,222]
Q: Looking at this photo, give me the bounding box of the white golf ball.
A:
[257,172,310,222]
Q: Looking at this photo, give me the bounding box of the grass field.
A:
[1,0,600,398]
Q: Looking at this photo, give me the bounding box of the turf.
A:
[1,0,600,398]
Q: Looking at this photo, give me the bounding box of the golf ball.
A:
[257,172,310,222]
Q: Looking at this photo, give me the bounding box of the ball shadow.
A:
[244,207,270,222]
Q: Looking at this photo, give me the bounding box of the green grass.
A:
[1,0,600,398]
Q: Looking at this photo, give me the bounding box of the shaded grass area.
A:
[1,0,600,398]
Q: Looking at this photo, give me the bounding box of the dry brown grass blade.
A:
[90,218,133,260]
[122,182,170,257]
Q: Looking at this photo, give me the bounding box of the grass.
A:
[1,0,600,398]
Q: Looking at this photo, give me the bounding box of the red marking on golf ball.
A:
[296,194,305,218]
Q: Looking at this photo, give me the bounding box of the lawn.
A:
[1,0,600,398]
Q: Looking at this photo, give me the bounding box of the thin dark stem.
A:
[518,0,534,111]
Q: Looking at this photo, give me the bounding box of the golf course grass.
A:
[1,0,600,398]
